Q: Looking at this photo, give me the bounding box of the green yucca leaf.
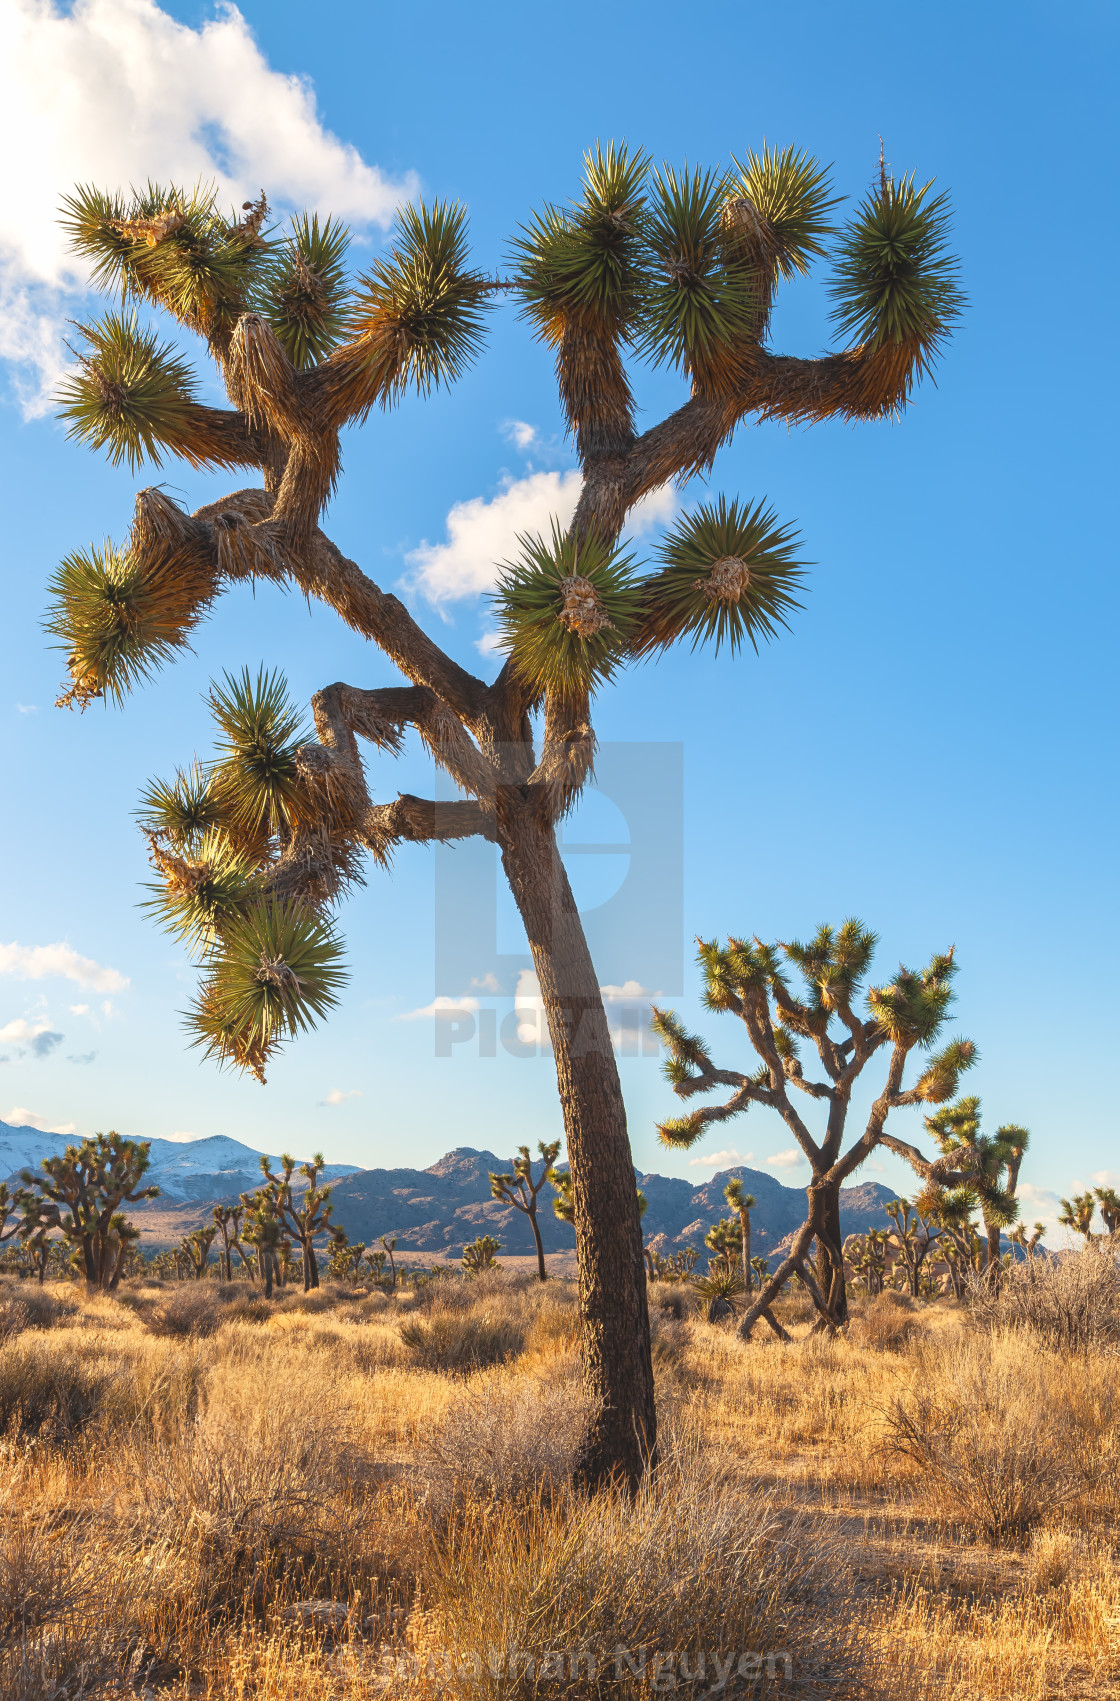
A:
[136,760,227,852]
[635,495,805,656]
[657,1112,706,1149]
[60,181,272,341]
[263,213,352,369]
[57,311,200,471]
[186,898,346,1082]
[491,524,643,706]
[869,951,960,1048]
[637,165,759,387]
[44,541,209,708]
[207,667,309,842]
[728,145,840,281]
[828,173,964,366]
[512,141,650,341]
[142,828,256,954]
[348,200,489,399]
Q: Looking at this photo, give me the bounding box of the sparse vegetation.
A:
[0,1254,1115,1698]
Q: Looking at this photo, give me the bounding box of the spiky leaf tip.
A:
[828,173,965,368]
[491,523,642,706]
[57,312,200,471]
[262,213,352,369]
[636,164,760,390]
[137,760,227,853]
[635,494,805,656]
[727,145,840,282]
[207,666,310,843]
[348,201,490,402]
[45,540,211,709]
[142,828,256,954]
[186,898,346,1083]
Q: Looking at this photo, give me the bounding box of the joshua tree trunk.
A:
[501,812,655,1485]
[739,1211,752,1294]
[527,1201,547,1283]
[813,1187,849,1325]
[985,1221,1002,1288]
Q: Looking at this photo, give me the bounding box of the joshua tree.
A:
[0,1185,19,1249]
[704,1215,740,1273]
[722,1178,756,1293]
[462,1234,502,1274]
[1094,1187,1120,1239]
[653,922,980,1334]
[17,1133,159,1290]
[181,1224,217,1278]
[379,1234,398,1289]
[692,1261,746,1323]
[47,144,962,1479]
[1008,1220,1046,1259]
[1058,1190,1098,1243]
[211,1202,246,1280]
[242,1193,283,1295]
[256,1154,334,1290]
[365,1248,389,1285]
[921,1100,1029,1285]
[883,1197,943,1299]
[490,1140,563,1281]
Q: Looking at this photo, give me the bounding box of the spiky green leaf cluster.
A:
[512,142,650,342]
[349,201,489,399]
[638,166,759,388]
[637,496,805,656]
[783,919,877,1014]
[911,1037,979,1103]
[187,899,346,1082]
[44,541,206,707]
[728,145,840,281]
[868,948,959,1047]
[649,1006,712,1084]
[207,667,310,845]
[829,174,964,365]
[142,829,256,953]
[263,214,351,368]
[60,181,271,342]
[57,312,200,471]
[137,761,226,853]
[492,524,642,705]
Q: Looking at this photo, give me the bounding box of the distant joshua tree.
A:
[1095,1187,1120,1239]
[47,143,962,1479]
[462,1234,502,1274]
[653,922,981,1334]
[883,1197,943,1299]
[920,1100,1029,1285]
[490,1140,562,1281]
[18,1133,159,1290]
[181,1224,217,1278]
[257,1153,334,1290]
[1058,1190,1098,1243]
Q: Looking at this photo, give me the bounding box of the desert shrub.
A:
[850,1292,920,1352]
[0,1297,30,1340]
[0,1338,123,1439]
[143,1284,229,1338]
[883,1333,1084,1541]
[421,1374,597,1505]
[398,1309,523,1372]
[412,1454,843,1696]
[967,1245,1120,1352]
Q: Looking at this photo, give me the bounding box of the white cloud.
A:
[501,419,538,452]
[470,972,501,993]
[765,1149,806,1170]
[4,1106,76,1135]
[404,469,584,604]
[69,1004,89,1016]
[475,629,506,658]
[1091,1169,1120,1189]
[513,969,543,1046]
[688,1148,753,1169]
[0,1016,64,1057]
[15,703,37,715]
[165,1131,198,1143]
[320,1088,362,1106]
[599,980,655,1002]
[624,482,682,537]
[0,942,128,993]
[396,995,480,1022]
[0,0,417,412]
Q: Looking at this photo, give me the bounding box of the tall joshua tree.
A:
[257,1153,334,1290]
[920,1100,1029,1285]
[46,146,962,1480]
[652,922,980,1333]
[490,1140,562,1281]
[18,1133,159,1290]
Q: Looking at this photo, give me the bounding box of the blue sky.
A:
[1,0,1116,1237]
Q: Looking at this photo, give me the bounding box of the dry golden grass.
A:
[0,1267,1116,1699]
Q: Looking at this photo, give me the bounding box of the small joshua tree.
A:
[490,1140,562,1281]
[211,1202,243,1280]
[181,1224,217,1278]
[1008,1220,1046,1259]
[1095,1187,1120,1239]
[18,1133,159,1290]
[920,1100,1029,1285]
[241,1192,283,1295]
[723,1177,758,1295]
[47,144,962,1483]
[653,922,980,1334]
[884,1197,944,1299]
[257,1153,334,1290]
[379,1234,398,1290]
[0,1185,19,1249]
[462,1234,502,1274]
[1058,1190,1098,1243]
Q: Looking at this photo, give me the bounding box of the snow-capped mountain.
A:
[0,1121,355,1201]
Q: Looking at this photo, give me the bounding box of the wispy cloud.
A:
[688,1148,752,1169]
[765,1150,806,1171]
[3,1106,76,1136]
[0,1016,63,1057]
[404,469,583,605]
[0,0,417,412]
[396,995,480,1022]
[0,942,128,993]
[319,1088,362,1106]
[67,1051,97,1066]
